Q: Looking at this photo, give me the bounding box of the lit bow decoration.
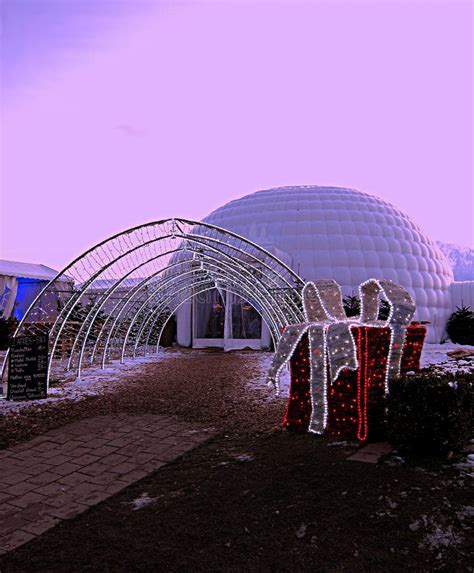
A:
[267,278,416,434]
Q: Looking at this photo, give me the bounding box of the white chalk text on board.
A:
[7,334,48,401]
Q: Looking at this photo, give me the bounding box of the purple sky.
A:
[1,0,472,270]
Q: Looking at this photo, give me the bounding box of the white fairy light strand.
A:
[359,278,416,392]
[267,324,308,395]
[268,278,417,432]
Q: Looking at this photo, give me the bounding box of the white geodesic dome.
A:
[204,186,454,343]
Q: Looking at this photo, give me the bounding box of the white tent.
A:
[0,260,73,322]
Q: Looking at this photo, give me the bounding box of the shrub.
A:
[0,317,19,350]
[343,295,360,317]
[387,372,474,456]
[342,295,391,320]
[446,305,474,345]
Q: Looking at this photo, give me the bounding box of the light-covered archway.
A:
[1,219,305,387]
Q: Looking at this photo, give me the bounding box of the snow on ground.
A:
[1,343,473,415]
[245,351,291,402]
[0,350,182,415]
[421,342,474,366]
[421,343,474,375]
[129,493,158,511]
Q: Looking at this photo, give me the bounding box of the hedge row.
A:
[387,372,474,456]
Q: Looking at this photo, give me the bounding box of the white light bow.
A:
[267,278,416,434]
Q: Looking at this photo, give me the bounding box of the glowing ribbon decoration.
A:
[267,278,416,434]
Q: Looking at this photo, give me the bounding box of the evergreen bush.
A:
[342,295,391,321]
[342,295,360,317]
[446,305,474,345]
[0,317,19,350]
[387,372,474,456]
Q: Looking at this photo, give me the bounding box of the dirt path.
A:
[0,350,286,450]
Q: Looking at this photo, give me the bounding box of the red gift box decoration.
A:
[268,279,427,441]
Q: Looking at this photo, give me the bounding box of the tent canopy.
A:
[0,260,70,282]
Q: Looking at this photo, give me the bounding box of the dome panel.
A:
[203,185,454,342]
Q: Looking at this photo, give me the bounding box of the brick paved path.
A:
[0,414,215,554]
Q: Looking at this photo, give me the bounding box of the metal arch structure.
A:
[1,219,305,387]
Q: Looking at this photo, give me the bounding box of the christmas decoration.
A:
[268,278,426,440]
[2,218,306,386]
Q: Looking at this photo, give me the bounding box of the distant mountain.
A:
[437,241,474,281]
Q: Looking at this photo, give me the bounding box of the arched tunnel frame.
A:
[1,218,305,390]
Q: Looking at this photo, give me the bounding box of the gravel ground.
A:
[0,349,287,449]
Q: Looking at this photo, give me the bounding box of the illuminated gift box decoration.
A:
[267,279,427,441]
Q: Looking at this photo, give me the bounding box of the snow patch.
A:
[422,524,464,553]
[130,493,157,511]
[0,350,183,414]
[410,513,466,563]
[421,343,474,375]
[295,523,307,539]
[232,453,254,462]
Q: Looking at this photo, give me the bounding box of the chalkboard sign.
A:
[7,334,48,401]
